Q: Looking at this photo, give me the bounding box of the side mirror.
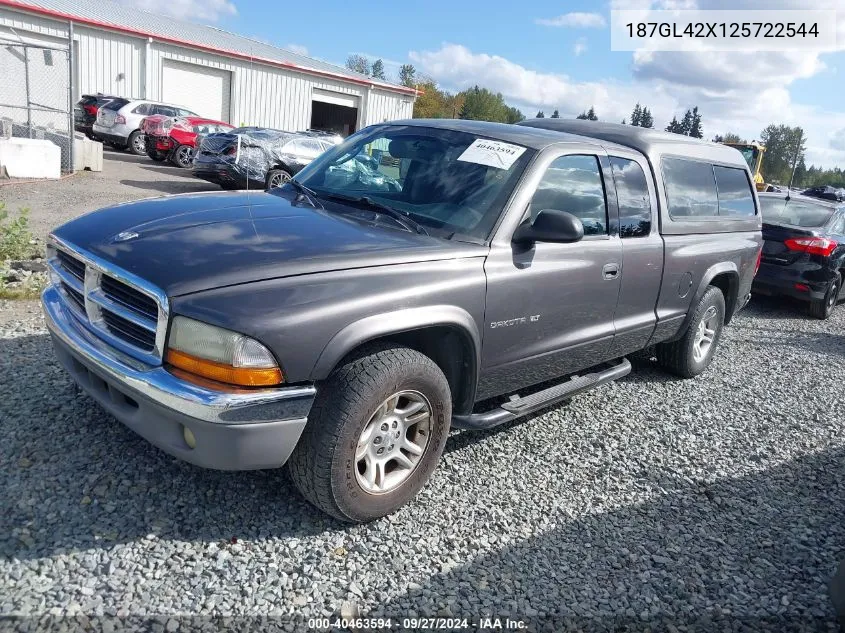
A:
[512,209,584,245]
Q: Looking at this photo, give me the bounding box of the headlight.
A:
[165,316,283,387]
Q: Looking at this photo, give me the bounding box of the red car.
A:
[141,115,233,168]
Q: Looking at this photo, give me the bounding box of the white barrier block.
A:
[0,137,61,179]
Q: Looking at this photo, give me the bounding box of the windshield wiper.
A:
[319,191,429,236]
[287,179,322,208]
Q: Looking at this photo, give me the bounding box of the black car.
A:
[802,185,845,202]
[73,94,120,138]
[754,193,845,319]
[192,128,340,190]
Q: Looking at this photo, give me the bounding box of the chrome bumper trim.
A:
[42,286,316,424]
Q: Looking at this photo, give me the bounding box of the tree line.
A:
[349,59,842,180]
[712,125,844,188]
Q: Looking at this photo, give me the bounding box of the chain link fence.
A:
[0,35,74,173]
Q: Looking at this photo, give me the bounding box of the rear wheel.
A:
[656,286,726,378]
[127,130,146,155]
[265,168,291,190]
[171,144,195,168]
[809,272,841,320]
[288,345,452,522]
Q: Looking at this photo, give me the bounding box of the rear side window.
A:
[103,98,129,111]
[714,166,755,216]
[132,103,150,115]
[610,156,651,237]
[662,157,718,218]
[530,155,608,236]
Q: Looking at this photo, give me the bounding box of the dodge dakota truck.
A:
[41,119,762,522]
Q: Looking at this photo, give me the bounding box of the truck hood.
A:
[53,190,487,296]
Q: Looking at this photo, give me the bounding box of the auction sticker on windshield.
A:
[458,139,526,170]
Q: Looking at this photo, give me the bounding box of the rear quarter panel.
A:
[651,231,760,343]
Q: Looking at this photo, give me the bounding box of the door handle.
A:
[602,263,620,280]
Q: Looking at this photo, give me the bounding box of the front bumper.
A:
[42,285,316,470]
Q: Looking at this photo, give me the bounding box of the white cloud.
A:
[832,128,845,152]
[536,12,606,28]
[409,42,845,167]
[286,44,308,56]
[574,38,588,56]
[127,0,236,22]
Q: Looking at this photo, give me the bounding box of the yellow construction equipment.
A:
[724,142,767,191]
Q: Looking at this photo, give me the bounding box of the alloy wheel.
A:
[177,146,194,167]
[692,306,718,363]
[269,172,290,189]
[355,390,432,495]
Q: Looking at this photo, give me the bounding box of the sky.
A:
[129,0,845,168]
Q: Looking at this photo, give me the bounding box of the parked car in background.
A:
[754,192,845,319]
[802,185,845,202]
[74,93,120,138]
[141,115,233,167]
[42,119,760,521]
[192,128,340,190]
[93,99,198,155]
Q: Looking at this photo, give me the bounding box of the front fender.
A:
[310,305,482,382]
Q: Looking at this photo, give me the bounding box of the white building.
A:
[0,0,417,136]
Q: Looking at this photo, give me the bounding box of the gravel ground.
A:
[1,293,843,630]
[0,148,218,240]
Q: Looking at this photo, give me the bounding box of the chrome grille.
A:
[47,238,169,364]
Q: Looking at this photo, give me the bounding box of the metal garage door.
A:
[161,59,231,122]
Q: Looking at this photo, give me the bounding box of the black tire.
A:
[288,345,452,523]
[146,150,167,162]
[171,144,195,168]
[127,130,146,155]
[656,286,726,378]
[809,272,841,320]
[108,142,126,151]
[265,168,291,190]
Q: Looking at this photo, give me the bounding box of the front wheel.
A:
[288,345,452,522]
[265,168,291,190]
[127,130,146,155]
[656,286,726,378]
[809,272,841,320]
[171,144,195,168]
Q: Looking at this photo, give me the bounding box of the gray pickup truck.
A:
[42,119,762,522]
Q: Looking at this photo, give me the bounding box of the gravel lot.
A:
[1,148,218,240]
[1,297,843,629]
[1,157,844,629]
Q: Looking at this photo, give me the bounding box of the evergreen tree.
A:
[586,106,598,121]
[689,107,703,138]
[630,103,642,126]
[639,107,654,128]
[370,59,385,80]
[551,109,560,118]
[398,64,416,87]
[536,111,545,118]
[345,54,370,76]
[665,116,682,133]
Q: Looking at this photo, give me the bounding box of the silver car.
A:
[93,98,197,155]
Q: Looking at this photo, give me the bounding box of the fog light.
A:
[183,426,196,449]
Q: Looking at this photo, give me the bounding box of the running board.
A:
[452,358,631,431]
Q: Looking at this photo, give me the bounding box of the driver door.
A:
[478,149,623,400]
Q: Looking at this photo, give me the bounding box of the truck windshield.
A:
[293,125,535,242]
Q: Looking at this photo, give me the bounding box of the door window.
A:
[610,156,651,237]
[529,155,608,236]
